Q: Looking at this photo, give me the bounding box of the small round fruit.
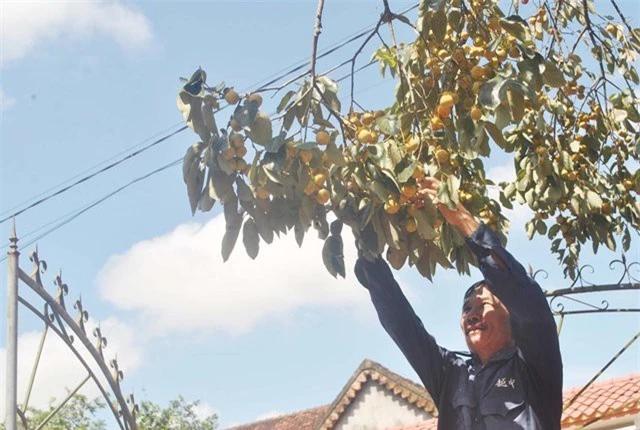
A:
[316,188,331,204]
[401,185,417,198]
[316,130,331,145]
[313,173,327,187]
[299,150,313,164]
[362,112,375,126]
[248,93,263,106]
[431,116,444,131]
[406,135,420,153]
[222,147,235,160]
[224,89,240,105]
[230,133,245,147]
[435,148,450,163]
[470,65,486,80]
[439,93,456,109]
[385,198,400,214]
[436,104,452,118]
[304,181,317,196]
[230,118,242,132]
[412,164,425,179]
[256,188,270,200]
[357,129,372,143]
[404,218,418,233]
[235,145,248,158]
[470,105,483,120]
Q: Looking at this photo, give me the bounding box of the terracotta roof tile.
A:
[561,373,640,427]
[225,405,330,430]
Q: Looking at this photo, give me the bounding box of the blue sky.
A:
[0,0,638,428]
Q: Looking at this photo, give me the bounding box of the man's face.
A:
[460,285,513,363]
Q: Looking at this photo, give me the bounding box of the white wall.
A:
[334,380,433,430]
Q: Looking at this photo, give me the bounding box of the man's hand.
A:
[416,177,480,237]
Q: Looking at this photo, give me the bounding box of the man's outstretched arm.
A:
[355,256,450,403]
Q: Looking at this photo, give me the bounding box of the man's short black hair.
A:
[463,280,486,303]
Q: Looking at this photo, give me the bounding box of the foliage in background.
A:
[3,394,217,430]
[177,0,639,279]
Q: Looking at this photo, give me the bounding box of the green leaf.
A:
[277,90,296,113]
[221,215,242,262]
[500,16,530,42]
[242,218,260,259]
[322,235,345,278]
[586,190,603,210]
[386,246,408,270]
[542,61,566,87]
[182,143,205,215]
[376,115,400,135]
[236,177,254,202]
[265,131,286,153]
[325,142,347,167]
[253,209,274,244]
[248,111,273,145]
[431,9,447,42]
[414,209,437,240]
[397,160,417,183]
[507,88,525,123]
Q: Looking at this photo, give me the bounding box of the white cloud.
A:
[0,1,153,66]
[0,317,142,416]
[487,160,533,227]
[96,215,370,336]
[1,88,16,111]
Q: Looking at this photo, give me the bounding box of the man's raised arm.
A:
[355,256,451,403]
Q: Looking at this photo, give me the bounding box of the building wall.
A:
[334,380,433,430]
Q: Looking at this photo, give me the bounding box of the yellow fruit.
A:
[535,146,548,157]
[412,164,424,179]
[230,133,245,147]
[470,105,483,120]
[437,49,449,58]
[508,46,521,58]
[316,188,331,204]
[369,131,379,143]
[256,188,270,200]
[316,130,331,145]
[406,135,420,153]
[222,147,235,160]
[248,93,263,106]
[385,198,400,214]
[313,173,327,187]
[235,145,247,158]
[230,118,242,132]
[436,104,452,118]
[401,185,417,198]
[362,112,375,126]
[470,65,486,80]
[623,180,634,190]
[224,89,240,105]
[404,218,418,233]
[304,181,317,196]
[299,150,313,164]
[235,158,248,172]
[605,23,615,34]
[435,148,450,163]
[439,93,456,109]
[431,116,444,130]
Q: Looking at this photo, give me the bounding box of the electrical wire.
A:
[0,121,186,218]
[0,158,182,263]
[0,127,187,225]
[1,4,419,245]
[1,4,419,225]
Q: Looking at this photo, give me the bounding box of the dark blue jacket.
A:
[354,223,563,429]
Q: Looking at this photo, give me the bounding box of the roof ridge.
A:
[225,404,330,430]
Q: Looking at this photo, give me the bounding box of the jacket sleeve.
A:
[355,256,451,403]
[465,223,563,405]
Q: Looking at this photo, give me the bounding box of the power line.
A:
[0,127,187,225]
[0,158,182,262]
[0,121,186,218]
[1,3,418,236]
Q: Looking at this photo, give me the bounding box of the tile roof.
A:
[224,365,640,430]
[561,373,640,428]
[316,359,437,430]
[225,405,330,430]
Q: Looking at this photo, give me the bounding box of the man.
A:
[354,178,562,429]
